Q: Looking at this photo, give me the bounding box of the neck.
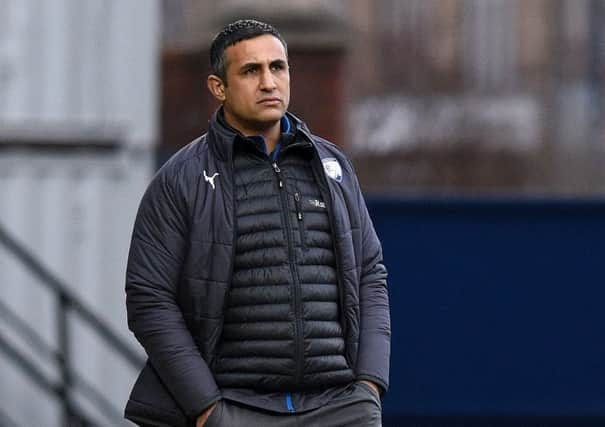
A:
[223,111,281,153]
[256,124,281,154]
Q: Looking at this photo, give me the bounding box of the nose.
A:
[259,67,277,91]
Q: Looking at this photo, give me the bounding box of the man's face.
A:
[216,34,290,134]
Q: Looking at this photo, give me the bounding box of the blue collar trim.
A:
[281,115,292,134]
[272,143,282,161]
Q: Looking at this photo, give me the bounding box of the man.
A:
[125,19,390,427]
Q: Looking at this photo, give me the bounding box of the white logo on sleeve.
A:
[203,170,219,190]
[322,158,343,183]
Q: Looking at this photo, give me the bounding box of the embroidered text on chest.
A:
[309,199,326,209]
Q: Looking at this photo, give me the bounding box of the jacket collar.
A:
[207,107,315,162]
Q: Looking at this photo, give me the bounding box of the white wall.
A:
[0,1,160,425]
[0,150,152,426]
[0,0,160,146]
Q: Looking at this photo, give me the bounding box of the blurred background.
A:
[0,0,604,426]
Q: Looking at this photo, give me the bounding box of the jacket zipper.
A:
[293,191,307,251]
[271,161,304,384]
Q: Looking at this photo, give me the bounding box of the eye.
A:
[271,63,286,72]
[244,67,257,75]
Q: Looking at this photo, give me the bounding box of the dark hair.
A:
[210,19,288,83]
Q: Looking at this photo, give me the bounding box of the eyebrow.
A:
[270,59,288,68]
[238,59,288,72]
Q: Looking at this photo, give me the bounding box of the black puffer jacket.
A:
[124,110,390,426]
[212,133,353,390]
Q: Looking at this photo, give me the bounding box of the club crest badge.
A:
[322,158,343,183]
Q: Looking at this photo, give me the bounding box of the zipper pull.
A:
[272,162,283,188]
[294,193,303,220]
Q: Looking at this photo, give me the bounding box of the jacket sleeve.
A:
[352,173,391,394]
[125,165,221,421]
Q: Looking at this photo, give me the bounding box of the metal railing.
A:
[0,223,144,426]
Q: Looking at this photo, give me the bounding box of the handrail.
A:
[0,221,144,425]
[0,301,124,423]
[0,331,98,426]
[0,224,143,368]
[0,298,58,363]
[0,406,21,427]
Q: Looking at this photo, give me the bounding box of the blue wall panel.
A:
[366,198,605,423]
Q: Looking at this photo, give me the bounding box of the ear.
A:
[207,74,226,102]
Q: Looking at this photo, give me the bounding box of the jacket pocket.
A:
[203,400,224,427]
[125,360,188,427]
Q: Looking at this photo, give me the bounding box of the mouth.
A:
[258,97,282,106]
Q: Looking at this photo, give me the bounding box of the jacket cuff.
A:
[188,395,222,423]
[356,374,388,396]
